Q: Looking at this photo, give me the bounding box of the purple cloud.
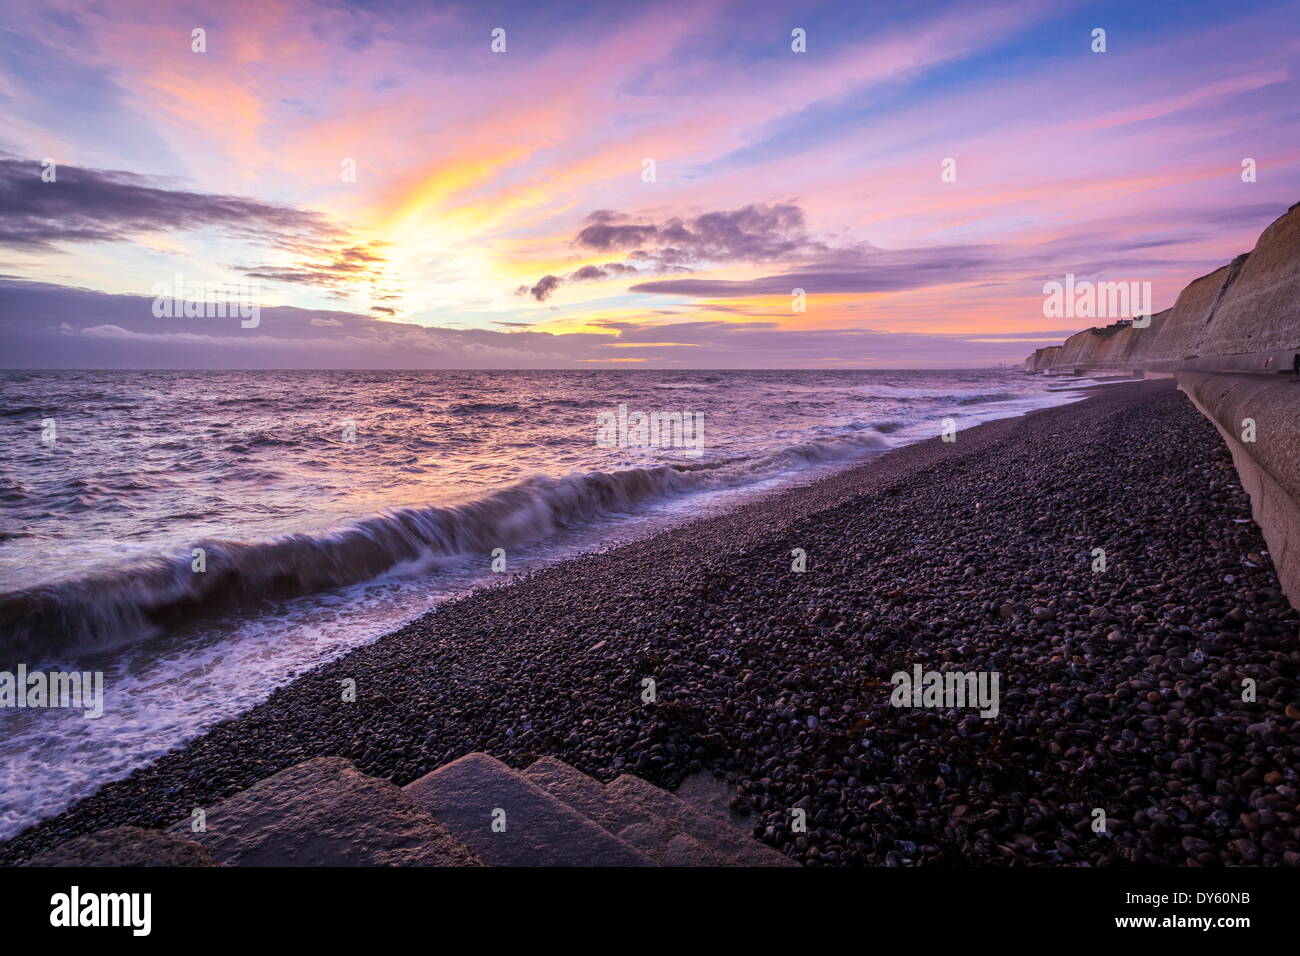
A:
[0,158,333,251]
[521,202,836,300]
[517,274,562,302]
[573,202,823,265]
[0,277,1073,369]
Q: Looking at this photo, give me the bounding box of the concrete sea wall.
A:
[1177,372,1300,608]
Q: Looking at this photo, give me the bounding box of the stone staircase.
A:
[24,753,796,867]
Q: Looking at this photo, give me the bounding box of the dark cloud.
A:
[0,157,397,301]
[0,278,579,368]
[239,242,395,299]
[630,244,999,297]
[0,158,333,251]
[574,221,659,251]
[570,262,639,281]
[517,260,648,301]
[522,202,830,300]
[0,277,1050,369]
[518,274,562,302]
[574,202,823,264]
[526,199,1228,305]
[625,224,1222,299]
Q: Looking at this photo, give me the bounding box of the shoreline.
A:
[0,372,1090,843]
[4,379,1298,866]
[0,370,1069,660]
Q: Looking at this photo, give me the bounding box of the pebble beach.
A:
[4,379,1297,867]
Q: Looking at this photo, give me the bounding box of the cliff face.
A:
[1098,308,1171,369]
[1142,263,1238,371]
[1054,328,1095,369]
[1024,345,1062,371]
[1024,201,1298,375]
[1046,320,1156,372]
[1126,308,1171,366]
[1194,207,1300,366]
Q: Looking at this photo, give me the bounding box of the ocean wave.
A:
[223,438,304,455]
[545,398,608,409]
[955,392,1016,406]
[0,426,890,658]
[0,478,29,501]
[448,401,524,414]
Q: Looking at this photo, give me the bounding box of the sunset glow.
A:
[2,0,1297,366]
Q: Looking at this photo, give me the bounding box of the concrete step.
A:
[404,753,651,866]
[523,756,732,866]
[24,826,218,867]
[165,756,480,866]
[674,771,757,830]
[608,773,797,867]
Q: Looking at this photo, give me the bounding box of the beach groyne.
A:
[1024,201,1300,606]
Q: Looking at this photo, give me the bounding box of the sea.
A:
[0,368,1093,838]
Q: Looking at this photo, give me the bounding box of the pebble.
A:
[4,381,1297,869]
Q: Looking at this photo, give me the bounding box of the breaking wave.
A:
[955,392,1016,406]
[0,427,890,657]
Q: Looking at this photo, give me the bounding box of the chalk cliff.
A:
[1140,263,1239,372]
[1024,201,1298,375]
[1023,345,1061,372]
[1194,206,1300,368]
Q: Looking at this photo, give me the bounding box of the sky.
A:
[1,0,1297,369]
